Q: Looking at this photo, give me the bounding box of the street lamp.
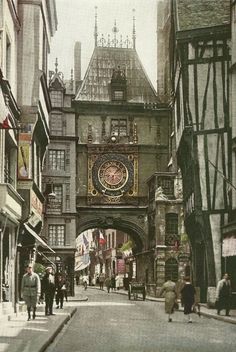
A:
[47,183,56,201]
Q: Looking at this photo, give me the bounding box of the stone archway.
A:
[77,211,147,252]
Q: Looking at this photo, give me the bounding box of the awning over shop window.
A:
[74,254,90,271]
[222,237,236,257]
[74,260,90,272]
[24,223,55,253]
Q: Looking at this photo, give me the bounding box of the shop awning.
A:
[222,237,236,257]
[74,260,90,272]
[24,223,55,253]
[37,250,56,269]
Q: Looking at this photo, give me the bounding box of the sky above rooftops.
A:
[49,0,157,88]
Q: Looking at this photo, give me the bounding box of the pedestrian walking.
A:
[215,273,232,316]
[105,276,111,293]
[115,274,121,290]
[82,274,89,290]
[99,273,105,290]
[111,274,116,291]
[41,266,56,316]
[21,263,41,321]
[159,277,178,322]
[55,274,66,309]
[63,276,70,302]
[180,277,196,323]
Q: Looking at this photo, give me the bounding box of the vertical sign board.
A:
[18,133,31,179]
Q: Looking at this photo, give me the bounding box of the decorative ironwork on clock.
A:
[92,154,134,196]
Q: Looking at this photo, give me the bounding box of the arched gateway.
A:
[77,209,147,252]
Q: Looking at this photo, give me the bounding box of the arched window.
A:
[165,213,179,246]
[165,258,178,282]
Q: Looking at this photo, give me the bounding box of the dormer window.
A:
[50,90,63,107]
[110,66,127,102]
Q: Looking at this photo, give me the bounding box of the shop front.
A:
[222,223,236,308]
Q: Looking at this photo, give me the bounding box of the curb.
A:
[112,289,236,324]
[39,308,77,352]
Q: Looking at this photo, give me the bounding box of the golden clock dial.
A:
[99,160,128,190]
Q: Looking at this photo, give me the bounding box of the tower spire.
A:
[55,58,58,73]
[132,9,136,49]
[94,6,98,47]
[112,20,119,48]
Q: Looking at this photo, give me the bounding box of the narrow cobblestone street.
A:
[46,286,236,352]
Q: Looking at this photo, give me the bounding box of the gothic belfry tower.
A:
[74,7,172,285]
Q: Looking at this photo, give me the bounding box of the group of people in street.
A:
[21,262,233,323]
[159,277,196,323]
[77,272,122,293]
[159,272,232,323]
[21,263,69,321]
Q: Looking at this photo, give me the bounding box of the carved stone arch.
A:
[77,216,146,252]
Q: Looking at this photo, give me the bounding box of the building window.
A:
[165,258,178,282]
[113,90,124,100]
[48,225,65,246]
[165,213,179,246]
[111,118,127,136]
[159,177,174,197]
[50,113,63,135]
[50,91,63,107]
[6,35,11,81]
[54,184,62,202]
[48,150,65,170]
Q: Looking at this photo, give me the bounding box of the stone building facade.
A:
[16,0,57,292]
[0,0,57,315]
[41,66,77,295]
[0,0,22,314]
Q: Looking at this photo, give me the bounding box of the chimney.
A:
[74,41,82,92]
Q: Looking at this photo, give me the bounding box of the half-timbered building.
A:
[170,0,231,303]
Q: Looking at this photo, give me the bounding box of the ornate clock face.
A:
[98,160,128,190]
[92,154,134,196]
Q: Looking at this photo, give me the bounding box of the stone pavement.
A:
[0,289,88,352]
[1,285,236,352]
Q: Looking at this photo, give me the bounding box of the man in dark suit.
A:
[41,266,56,316]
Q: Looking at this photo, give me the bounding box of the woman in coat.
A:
[159,278,177,322]
[181,277,196,323]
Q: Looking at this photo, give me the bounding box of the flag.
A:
[83,234,89,249]
[0,116,10,129]
[99,232,106,245]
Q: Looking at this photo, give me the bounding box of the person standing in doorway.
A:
[41,266,56,316]
[181,277,196,323]
[159,277,178,322]
[21,263,41,321]
[216,273,232,316]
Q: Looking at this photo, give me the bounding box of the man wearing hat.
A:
[21,263,41,321]
[41,266,56,316]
